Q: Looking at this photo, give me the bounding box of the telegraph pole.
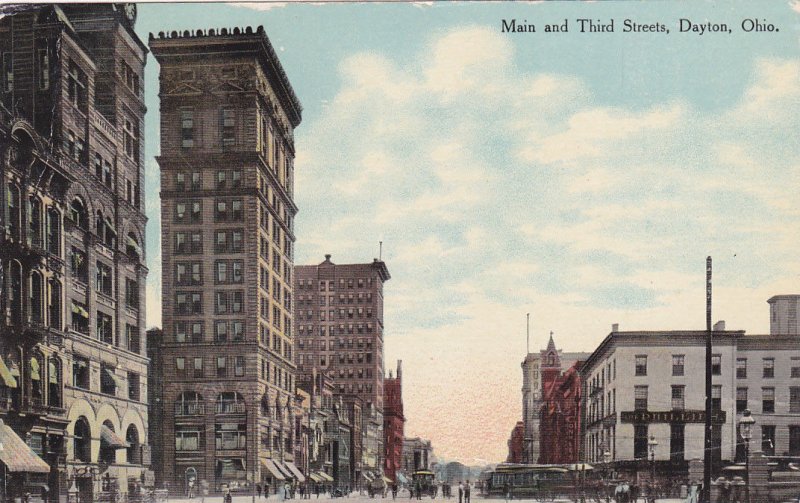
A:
[703,257,713,503]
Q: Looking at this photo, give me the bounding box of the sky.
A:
[136,1,800,464]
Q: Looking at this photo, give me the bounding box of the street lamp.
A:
[739,409,755,503]
[602,451,612,503]
[647,436,658,485]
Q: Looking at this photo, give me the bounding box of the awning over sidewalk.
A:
[274,461,295,479]
[317,472,334,482]
[284,462,306,482]
[307,473,321,483]
[262,459,286,480]
[100,425,129,449]
[0,421,50,473]
[0,357,17,388]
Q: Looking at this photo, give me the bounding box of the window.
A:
[634,385,648,411]
[635,355,647,376]
[215,200,228,221]
[38,49,49,91]
[736,388,748,414]
[672,355,685,376]
[231,200,243,221]
[123,116,139,162]
[176,357,186,378]
[762,425,776,456]
[790,426,800,456]
[97,312,113,345]
[711,354,721,375]
[125,278,140,309]
[634,424,648,460]
[121,60,139,95]
[175,322,187,343]
[176,262,202,286]
[792,357,800,378]
[790,387,800,414]
[215,424,246,450]
[3,52,13,92]
[234,356,245,377]
[176,292,202,315]
[191,322,203,342]
[67,60,87,110]
[72,356,90,389]
[712,385,722,412]
[217,357,227,377]
[176,231,203,254]
[215,321,228,342]
[181,108,194,147]
[762,387,775,414]
[670,423,685,462]
[176,172,186,191]
[222,109,235,147]
[100,364,118,395]
[736,358,747,379]
[175,427,201,451]
[128,372,140,401]
[763,358,775,378]
[671,385,685,410]
[193,357,203,378]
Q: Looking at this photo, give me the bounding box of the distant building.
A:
[506,421,525,463]
[539,358,583,464]
[402,437,433,473]
[442,461,469,484]
[520,333,589,464]
[384,361,405,483]
[768,295,799,335]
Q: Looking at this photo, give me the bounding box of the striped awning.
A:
[262,459,286,480]
[274,461,295,479]
[0,421,50,473]
[284,461,306,482]
[71,302,89,318]
[308,473,322,483]
[100,425,128,449]
[0,357,17,388]
[317,472,334,482]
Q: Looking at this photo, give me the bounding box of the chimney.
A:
[324,254,331,261]
[612,323,619,332]
[713,320,726,331]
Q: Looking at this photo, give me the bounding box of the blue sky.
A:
[136,1,800,463]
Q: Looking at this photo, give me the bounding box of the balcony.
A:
[216,402,246,414]
[175,402,206,416]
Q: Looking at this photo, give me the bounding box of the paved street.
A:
[160,495,686,503]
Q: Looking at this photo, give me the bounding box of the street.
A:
[160,494,686,503]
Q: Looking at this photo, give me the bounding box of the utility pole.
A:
[703,257,713,503]
[526,313,530,354]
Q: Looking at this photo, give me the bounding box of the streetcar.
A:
[483,463,578,499]
[411,471,437,498]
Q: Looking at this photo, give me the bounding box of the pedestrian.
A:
[257,484,262,500]
[503,483,510,503]
[458,482,463,503]
[464,481,470,503]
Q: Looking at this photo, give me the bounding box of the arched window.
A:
[30,354,43,404]
[126,233,141,260]
[48,357,61,408]
[27,196,42,248]
[69,198,87,229]
[9,261,22,324]
[126,424,141,464]
[96,211,116,248]
[99,420,118,465]
[216,392,245,414]
[176,391,204,416]
[29,271,43,324]
[46,207,61,256]
[260,394,270,416]
[48,278,62,330]
[74,416,91,462]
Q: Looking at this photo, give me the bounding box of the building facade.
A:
[149,25,302,492]
[539,360,582,464]
[383,361,404,483]
[506,422,524,463]
[520,333,589,464]
[402,437,433,474]
[580,312,800,483]
[768,295,799,336]
[294,255,390,472]
[0,4,149,502]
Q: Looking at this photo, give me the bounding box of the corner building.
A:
[150,26,302,492]
[294,255,390,472]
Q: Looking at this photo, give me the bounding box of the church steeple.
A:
[541,331,561,370]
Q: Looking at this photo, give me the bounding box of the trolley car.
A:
[411,471,437,498]
[484,463,580,499]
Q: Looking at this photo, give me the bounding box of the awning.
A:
[317,472,334,482]
[0,357,18,388]
[382,476,393,484]
[308,473,322,483]
[262,459,286,480]
[29,358,40,381]
[49,361,58,384]
[0,421,50,473]
[100,425,128,449]
[71,303,89,318]
[274,461,295,479]
[397,473,408,484]
[103,368,126,390]
[284,461,306,482]
[126,236,142,255]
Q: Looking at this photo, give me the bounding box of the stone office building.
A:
[149,26,303,492]
[0,4,149,502]
[294,255,391,471]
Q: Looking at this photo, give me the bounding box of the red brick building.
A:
[538,335,583,464]
[383,361,404,482]
[506,421,525,463]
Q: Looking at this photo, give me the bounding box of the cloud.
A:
[291,26,799,463]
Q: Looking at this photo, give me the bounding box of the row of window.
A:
[175,260,243,286]
[6,187,62,255]
[70,307,141,354]
[735,386,800,414]
[174,291,248,315]
[69,251,140,306]
[736,357,800,378]
[175,170,242,191]
[296,308,374,322]
[632,354,799,378]
[176,356,246,379]
[297,338,374,350]
[299,292,375,306]
[298,278,375,291]
[180,108,237,149]
[71,356,141,401]
[174,199,243,223]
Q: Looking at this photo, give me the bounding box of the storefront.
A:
[0,420,52,502]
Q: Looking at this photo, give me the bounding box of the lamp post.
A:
[602,451,612,503]
[647,436,658,485]
[739,409,755,503]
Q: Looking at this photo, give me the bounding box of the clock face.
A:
[124,3,137,23]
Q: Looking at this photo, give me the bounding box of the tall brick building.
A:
[538,360,583,464]
[294,254,390,474]
[149,26,302,492]
[383,361,404,482]
[0,4,149,502]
